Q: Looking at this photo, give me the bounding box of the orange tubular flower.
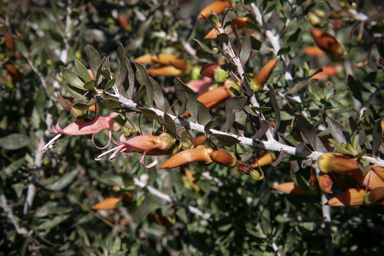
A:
[151,54,188,71]
[184,80,235,117]
[198,0,231,19]
[310,28,345,58]
[147,66,183,77]
[362,170,384,191]
[273,182,316,195]
[318,172,334,194]
[92,196,122,210]
[326,188,365,207]
[310,65,342,81]
[250,58,279,92]
[209,151,237,167]
[302,46,326,57]
[134,54,154,65]
[366,187,384,205]
[372,166,384,181]
[160,145,213,169]
[118,13,131,31]
[317,153,359,175]
[250,152,277,168]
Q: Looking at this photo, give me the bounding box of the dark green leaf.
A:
[372,120,383,157]
[37,215,71,230]
[97,175,124,187]
[268,87,280,134]
[150,77,165,112]
[35,87,46,120]
[86,45,101,79]
[197,101,212,126]
[44,170,79,191]
[264,3,276,14]
[134,85,146,103]
[75,59,92,81]
[193,39,219,54]
[0,133,31,150]
[61,67,86,90]
[224,96,247,132]
[364,71,384,83]
[250,36,261,51]
[348,75,364,104]
[245,20,260,32]
[217,33,229,43]
[213,134,240,147]
[175,78,198,122]
[295,142,312,157]
[83,80,95,90]
[135,62,154,106]
[277,45,290,56]
[139,108,161,121]
[287,28,302,53]
[103,98,122,111]
[163,112,177,137]
[104,78,115,91]
[65,84,87,100]
[326,116,348,144]
[126,56,135,99]
[115,44,127,89]
[205,116,221,133]
[239,34,251,66]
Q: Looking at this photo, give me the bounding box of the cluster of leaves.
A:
[1,0,384,255]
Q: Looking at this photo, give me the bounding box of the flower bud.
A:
[249,169,264,181]
[317,153,359,175]
[310,28,345,58]
[250,152,276,168]
[250,58,279,92]
[118,13,131,31]
[273,182,316,195]
[302,46,326,57]
[198,0,231,19]
[318,172,333,194]
[160,145,213,169]
[209,150,237,167]
[310,65,342,81]
[134,54,154,65]
[326,188,365,206]
[151,54,188,71]
[308,12,322,27]
[193,135,208,147]
[5,32,15,52]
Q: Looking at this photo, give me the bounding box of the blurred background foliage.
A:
[1,0,384,255]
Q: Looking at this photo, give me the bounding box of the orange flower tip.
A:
[363,170,384,191]
[150,54,188,71]
[204,28,220,39]
[251,58,279,92]
[209,150,237,167]
[147,66,183,77]
[198,0,232,19]
[367,187,384,205]
[134,54,154,65]
[326,188,365,207]
[160,146,213,169]
[273,182,315,195]
[118,13,131,31]
[91,196,122,210]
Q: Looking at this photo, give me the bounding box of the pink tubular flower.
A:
[96,133,176,169]
[46,112,120,150]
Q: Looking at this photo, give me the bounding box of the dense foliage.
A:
[1,0,384,255]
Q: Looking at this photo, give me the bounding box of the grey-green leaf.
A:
[0,133,31,150]
[75,59,92,82]
[213,134,240,147]
[86,45,102,79]
[44,169,79,191]
[61,67,86,90]
[239,34,251,66]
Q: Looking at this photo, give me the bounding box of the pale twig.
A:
[0,182,27,234]
[133,178,211,219]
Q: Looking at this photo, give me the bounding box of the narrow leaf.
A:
[194,39,219,54]
[213,134,240,147]
[60,67,86,90]
[75,59,92,81]
[239,34,251,66]
[163,112,177,137]
[135,63,154,106]
[268,87,280,134]
[126,56,135,99]
[86,45,101,79]
[0,134,31,150]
